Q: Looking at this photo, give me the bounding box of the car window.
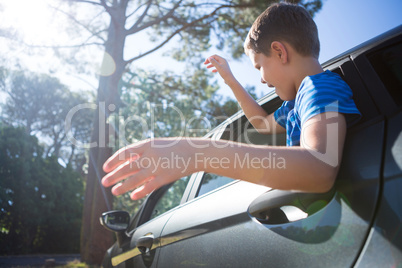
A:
[196,173,234,197]
[149,175,191,220]
[195,99,286,197]
[367,42,402,107]
[129,175,192,231]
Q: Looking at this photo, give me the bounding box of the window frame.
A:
[352,34,402,116]
[366,41,402,107]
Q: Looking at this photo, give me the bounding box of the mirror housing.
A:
[100,210,131,248]
[100,210,130,233]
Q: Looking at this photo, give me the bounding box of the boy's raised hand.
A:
[204,55,236,84]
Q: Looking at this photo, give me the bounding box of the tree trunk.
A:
[80,7,127,264]
[80,112,114,264]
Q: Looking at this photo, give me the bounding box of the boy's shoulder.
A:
[294,70,361,126]
[296,70,351,100]
[301,70,345,87]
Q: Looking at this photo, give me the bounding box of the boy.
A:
[101,3,360,200]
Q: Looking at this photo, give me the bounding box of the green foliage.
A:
[152,0,323,61]
[0,125,84,254]
[0,70,93,171]
[1,71,64,133]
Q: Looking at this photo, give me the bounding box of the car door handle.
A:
[248,189,335,224]
[136,233,154,254]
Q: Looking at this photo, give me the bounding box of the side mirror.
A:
[100,210,131,248]
[100,210,130,233]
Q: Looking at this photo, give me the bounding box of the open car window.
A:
[150,175,191,220]
[127,175,191,232]
[195,96,286,198]
[196,173,234,197]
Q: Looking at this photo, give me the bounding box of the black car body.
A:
[101,25,402,268]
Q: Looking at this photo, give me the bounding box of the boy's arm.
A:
[205,55,285,134]
[101,112,346,200]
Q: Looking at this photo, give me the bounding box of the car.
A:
[100,25,402,268]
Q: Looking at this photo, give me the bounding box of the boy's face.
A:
[247,49,296,101]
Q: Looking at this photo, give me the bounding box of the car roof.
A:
[321,24,402,68]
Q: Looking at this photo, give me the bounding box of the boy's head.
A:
[244,2,320,59]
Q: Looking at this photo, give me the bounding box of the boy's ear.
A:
[271,41,288,63]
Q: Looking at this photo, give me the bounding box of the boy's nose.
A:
[261,78,267,84]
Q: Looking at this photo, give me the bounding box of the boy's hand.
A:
[204,55,236,85]
[101,138,196,200]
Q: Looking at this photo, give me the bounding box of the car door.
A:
[350,29,402,267]
[154,58,385,267]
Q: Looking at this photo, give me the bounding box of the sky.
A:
[0,0,401,101]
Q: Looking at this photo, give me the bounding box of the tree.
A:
[0,125,84,254]
[1,70,93,171]
[1,71,59,134]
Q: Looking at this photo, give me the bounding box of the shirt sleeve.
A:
[274,100,295,129]
[296,76,361,128]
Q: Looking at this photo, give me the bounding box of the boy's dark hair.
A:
[245,2,320,58]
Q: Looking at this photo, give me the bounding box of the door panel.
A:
[355,111,402,267]
[352,34,402,266]
[156,184,366,267]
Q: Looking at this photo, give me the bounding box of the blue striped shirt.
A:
[274,70,361,146]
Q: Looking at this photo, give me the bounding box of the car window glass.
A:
[196,173,234,197]
[150,175,191,220]
[238,127,286,146]
[368,42,402,107]
[196,98,286,197]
